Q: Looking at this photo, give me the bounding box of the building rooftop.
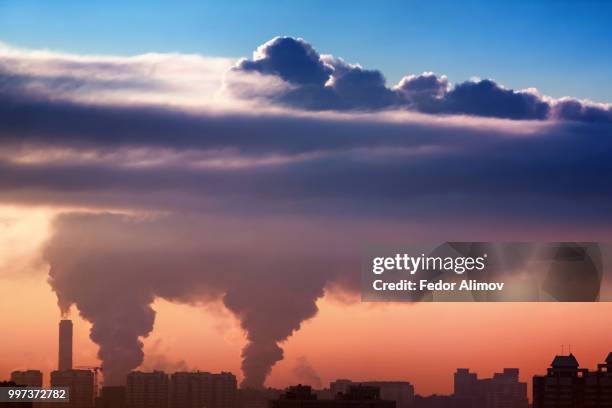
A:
[551,353,579,368]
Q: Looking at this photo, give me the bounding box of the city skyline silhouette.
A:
[3,319,611,408]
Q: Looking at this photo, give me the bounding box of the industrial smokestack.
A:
[59,319,73,371]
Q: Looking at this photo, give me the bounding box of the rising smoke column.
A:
[223,264,325,387]
[45,212,349,387]
[46,214,160,384]
[48,257,157,385]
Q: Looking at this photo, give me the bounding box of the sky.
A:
[0,0,611,101]
[1,0,612,397]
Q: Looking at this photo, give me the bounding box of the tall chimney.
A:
[58,319,73,371]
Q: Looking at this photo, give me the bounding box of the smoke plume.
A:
[44,213,350,387]
[141,340,190,372]
[293,357,322,388]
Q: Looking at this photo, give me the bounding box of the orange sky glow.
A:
[1,206,611,398]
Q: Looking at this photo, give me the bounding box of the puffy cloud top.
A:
[439,80,550,119]
[237,37,332,86]
[230,36,611,122]
[551,98,612,123]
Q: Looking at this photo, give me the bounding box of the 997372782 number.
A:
[0,387,69,402]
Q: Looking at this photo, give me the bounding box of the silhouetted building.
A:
[481,369,528,408]
[452,368,527,408]
[10,370,43,387]
[338,385,386,403]
[584,353,612,407]
[127,371,169,408]
[453,369,478,400]
[533,353,585,408]
[213,372,238,408]
[314,390,333,400]
[0,381,33,408]
[414,367,527,408]
[533,353,612,408]
[281,385,319,401]
[330,382,353,398]
[96,386,126,408]
[331,380,414,408]
[58,320,73,371]
[50,369,95,408]
[169,371,237,408]
[269,384,396,408]
[413,395,452,408]
[237,387,282,408]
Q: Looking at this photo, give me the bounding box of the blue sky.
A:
[1,0,610,102]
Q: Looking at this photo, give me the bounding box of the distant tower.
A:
[59,319,73,371]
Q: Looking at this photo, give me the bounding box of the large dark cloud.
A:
[1,78,611,223]
[230,36,611,122]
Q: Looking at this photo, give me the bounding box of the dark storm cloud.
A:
[230,37,611,122]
